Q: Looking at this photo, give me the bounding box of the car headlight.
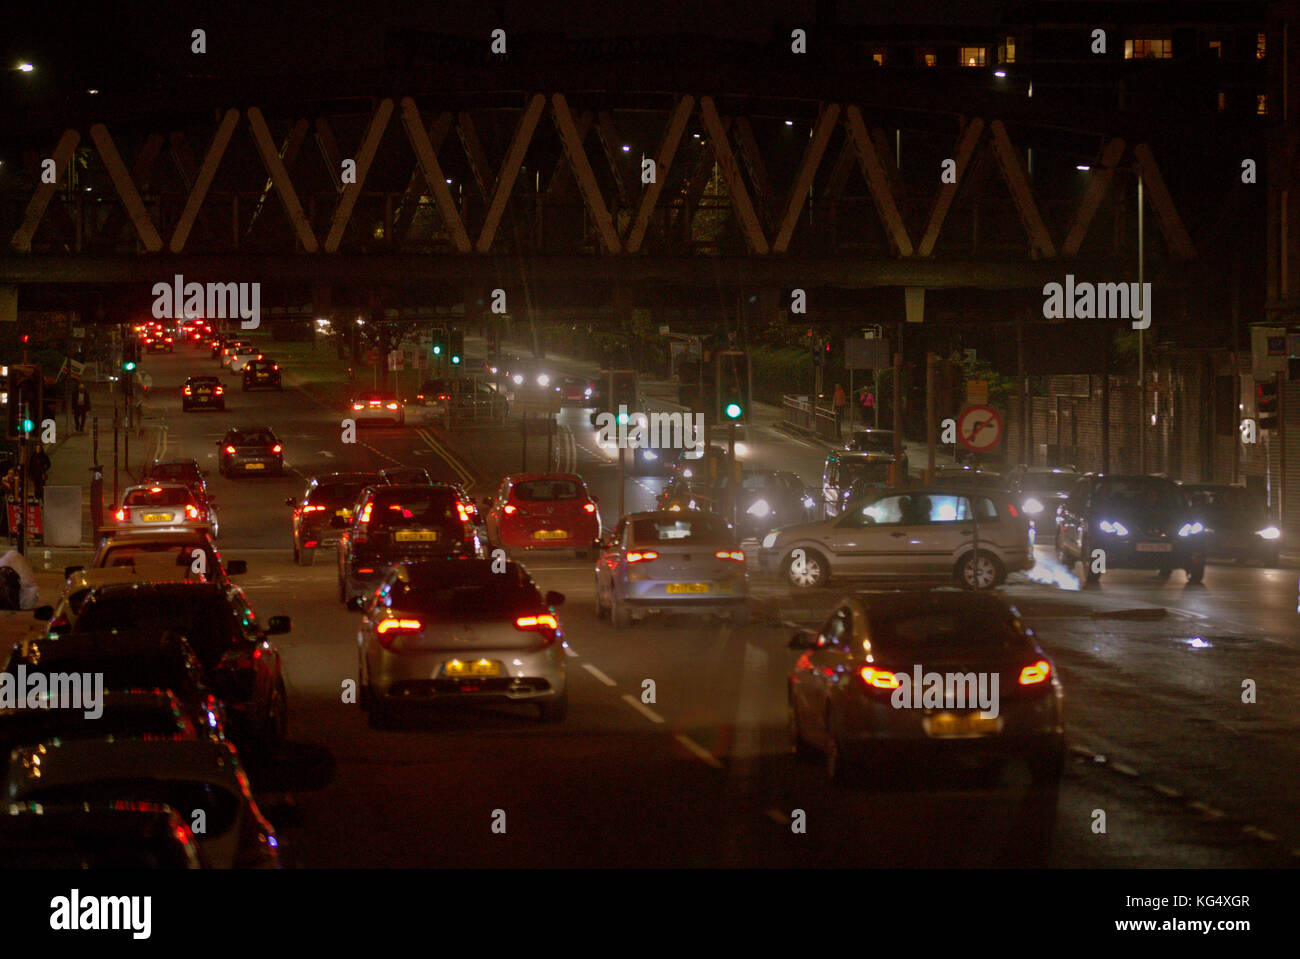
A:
[512,374,524,385]
[802,495,816,510]
[537,374,550,387]
[641,449,657,461]
[1177,522,1204,537]
[682,468,693,478]
[747,499,771,518]
[1098,520,1129,536]
[1257,526,1281,540]
[1022,497,1044,515]
[762,532,779,549]
[584,387,592,397]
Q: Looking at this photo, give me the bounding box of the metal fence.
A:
[782,395,840,442]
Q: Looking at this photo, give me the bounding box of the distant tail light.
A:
[183,386,192,395]
[583,503,597,513]
[715,550,745,562]
[185,505,200,520]
[386,402,399,411]
[302,540,319,549]
[627,550,658,563]
[224,445,236,454]
[438,394,451,400]
[858,666,901,690]
[416,394,425,401]
[352,403,364,411]
[272,364,279,371]
[214,386,224,395]
[1019,660,1051,686]
[271,444,282,454]
[514,614,559,643]
[302,505,326,513]
[502,504,517,515]
[114,508,127,522]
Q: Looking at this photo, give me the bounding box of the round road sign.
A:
[957,405,1003,452]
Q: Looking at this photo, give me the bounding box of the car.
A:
[1180,483,1281,566]
[3,632,226,745]
[414,377,505,419]
[349,390,406,426]
[594,510,749,628]
[241,358,282,391]
[217,427,284,477]
[285,471,382,566]
[380,467,433,485]
[145,332,175,353]
[1054,474,1207,584]
[219,340,251,369]
[113,483,217,538]
[670,445,734,483]
[484,473,601,559]
[182,375,226,411]
[228,346,262,374]
[337,484,482,605]
[66,581,290,747]
[844,428,909,475]
[657,468,817,540]
[1006,466,1080,528]
[761,486,1034,590]
[89,529,247,585]
[930,465,1007,491]
[351,559,568,728]
[141,459,211,505]
[0,802,208,869]
[786,590,1064,788]
[821,450,903,518]
[37,565,206,638]
[558,375,599,406]
[6,738,280,869]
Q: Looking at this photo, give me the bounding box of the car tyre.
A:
[956,550,1004,590]
[299,546,316,567]
[783,548,828,589]
[612,591,632,629]
[1185,557,1205,584]
[594,585,609,620]
[537,691,568,723]
[367,692,393,730]
[788,696,816,763]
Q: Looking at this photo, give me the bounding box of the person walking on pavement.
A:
[859,387,876,426]
[0,467,18,539]
[28,443,51,503]
[72,382,91,432]
[832,383,847,437]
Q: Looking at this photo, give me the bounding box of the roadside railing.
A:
[782,394,840,441]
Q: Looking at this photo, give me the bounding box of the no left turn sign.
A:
[957,405,1003,452]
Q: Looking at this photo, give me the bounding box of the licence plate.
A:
[666,583,710,594]
[197,388,212,394]
[142,513,172,523]
[533,530,568,540]
[444,659,501,677]
[1136,543,1172,552]
[244,463,265,470]
[395,530,439,542]
[923,712,1004,738]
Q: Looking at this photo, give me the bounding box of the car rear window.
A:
[397,580,544,620]
[850,432,894,453]
[872,608,1033,656]
[99,543,213,570]
[124,488,192,507]
[632,515,731,544]
[367,491,460,532]
[310,482,373,506]
[512,479,584,501]
[73,595,226,667]
[230,431,275,445]
[840,459,894,483]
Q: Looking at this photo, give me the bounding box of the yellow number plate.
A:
[142,513,172,523]
[923,712,1004,738]
[244,463,265,470]
[444,659,501,677]
[395,530,439,542]
[666,583,710,594]
[533,530,568,540]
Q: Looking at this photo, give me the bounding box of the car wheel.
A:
[783,548,828,588]
[787,695,816,763]
[1185,557,1205,584]
[594,585,609,620]
[825,708,856,786]
[956,550,1003,590]
[367,692,393,730]
[537,691,568,723]
[1264,548,1281,568]
[300,547,316,567]
[612,590,632,629]
[730,604,750,627]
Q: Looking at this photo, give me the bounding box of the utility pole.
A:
[925,352,937,483]
[1137,174,1145,474]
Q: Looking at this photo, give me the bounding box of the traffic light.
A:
[607,370,638,424]
[486,327,501,357]
[431,327,446,359]
[449,330,464,366]
[5,364,40,440]
[715,350,750,423]
[123,359,137,372]
[1257,379,1280,431]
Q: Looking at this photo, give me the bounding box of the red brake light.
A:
[502,504,517,515]
[385,402,399,411]
[214,386,224,395]
[224,446,236,455]
[272,364,279,371]
[377,618,422,634]
[185,505,199,520]
[149,486,163,493]
[302,540,319,549]
[1019,660,1051,686]
[627,550,659,563]
[1007,503,1019,518]
[514,614,559,642]
[360,503,373,524]
[352,403,364,411]
[183,386,192,395]
[715,550,745,562]
[114,508,126,522]
[271,444,282,454]
[302,505,326,513]
[858,666,901,689]
[583,503,597,513]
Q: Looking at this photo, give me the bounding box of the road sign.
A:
[965,379,988,405]
[957,405,1003,452]
[512,387,561,415]
[846,338,891,370]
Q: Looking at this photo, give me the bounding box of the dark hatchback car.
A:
[657,468,816,539]
[337,484,482,605]
[141,459,210,503]
[67,582,290,748]
[242,358,283,391]
[183,375,226,412]
[217,427,284,478]
[0,803,207,869]
[286,472,382,566]
[1054,474,1207,584]
[1181,483,1282,566]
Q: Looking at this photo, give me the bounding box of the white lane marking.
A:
[1164,607,1208,621]
[765,808,791,825]
[562,645,578,658]
[621,694,665,724]
[675,733,724,769]
[1187,801,1225,819]
[1241,826,1277,842]
[1110,762,1139,777]
[1151,783,1182,799]
[582,663,617,687]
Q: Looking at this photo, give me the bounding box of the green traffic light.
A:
[451,355,461,365]
[123,361,137,371]
[616,412,629,425]
[433,345,442,355]
[724,402,742,419]
[20,419,33,434]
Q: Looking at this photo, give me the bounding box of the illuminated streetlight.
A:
[18,63,33,73]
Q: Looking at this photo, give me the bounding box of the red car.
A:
[485,473,601,559]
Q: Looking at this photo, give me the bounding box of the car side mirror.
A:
[63,565,84,580]
[787,631,817,650]
[32,605,54,622]
[346,595,366,612]
[226,560,247,575]
[544,590,565,608]
[285,497,297,507]
[266,615,291,635]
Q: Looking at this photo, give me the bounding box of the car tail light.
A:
[302,505,325,513]
[438,394,451,400]
[1019,660,1051,686]
[302,540,319,548]
[627,550,658,563]
[416,394,425,400]
[359,503,372,524]
[375,617,421,647]
[858,666,901,690]
[386,402,399,411]
[224,445,236,455]
[183,386,192,395]
[272,364,279,371]
[352,403,364,411]
[456,503,473,523]
[1007,503,1019,518]
[185,505,200,520]
[214,386,223,395]
[256,354,263,360]
[583,503,597,513]
[165,337,173,343]
[715,550,745,562]
[114,508,127,522]
[271,444,282,454]
[47,615,69,631]
[502,504,516,515]
[515,614,559,643]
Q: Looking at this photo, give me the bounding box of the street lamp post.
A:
[1137,174,1145,475]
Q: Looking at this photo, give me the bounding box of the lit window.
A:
[1217,91,1226,111]
[872,51,885,66]
[999,37,1016,64]
[1209,40,1222,58]
[961,46,985,67]
[1258,94,1268,115]
[923,52,936,67]
[1124,37,1172,59]
[1257,32,1266,60]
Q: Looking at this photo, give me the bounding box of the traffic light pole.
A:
[728,423,737,528]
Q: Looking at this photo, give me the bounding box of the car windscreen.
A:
[512,479,583,501]
[631,515,731,545]
[367,492,460,532]
[124,488,192,507]
[23,783,239,837]
[397,580,544,620]
[872,608,1033,657]
[309,482,373,506]
[230,431,274,445]
[1184,486,1253,515]
[1094,479,1182,511]
[841,460,893,483]
[1018,473,1078,494]
[98,543,213,570]
[73,596,226,668]
[850,433,894,453]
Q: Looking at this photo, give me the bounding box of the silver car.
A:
[786,590,1064,786]
[760,486,1033,590]
[594,510,749,628]
[352,559,567,728]
[114,483,217,538]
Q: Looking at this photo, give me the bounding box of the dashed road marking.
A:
[675,733,724,768]
[581,663,617,686]
[621,694,664,724]
[765,808,791,825]
[1151,783,1182,799]
[1111,762,1139,777]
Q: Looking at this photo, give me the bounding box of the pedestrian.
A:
[832,383,847,436]
[859,388,875,424]
[28,443,51,502]
[0,467,17,538]
[72,381,91,432]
